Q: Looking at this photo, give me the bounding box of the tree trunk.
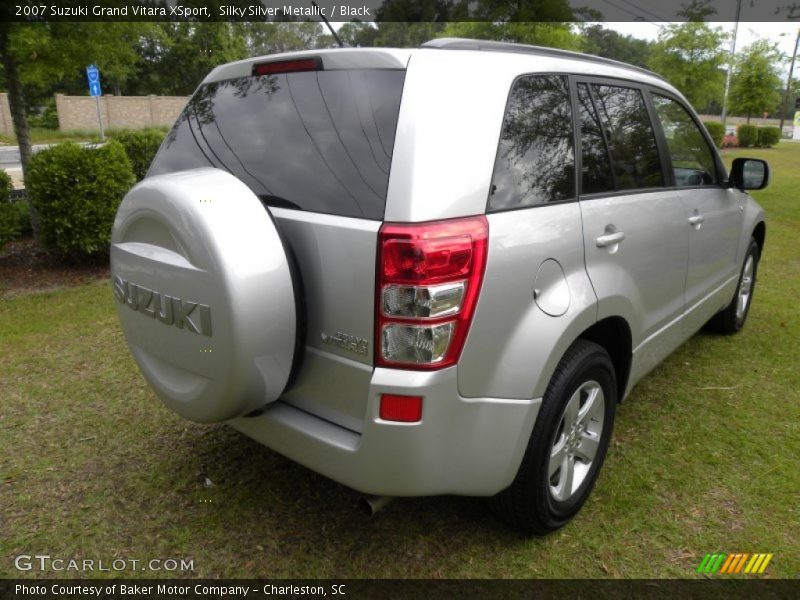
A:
[0,26,40,238]
[746,113,751,124]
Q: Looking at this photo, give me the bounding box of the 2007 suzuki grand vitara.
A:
[111,38,769,534]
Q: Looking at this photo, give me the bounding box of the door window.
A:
[578,83,663,193]
[651,94,718,186]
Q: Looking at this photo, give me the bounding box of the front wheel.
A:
[490,340,617,535]
[706,238,760,334]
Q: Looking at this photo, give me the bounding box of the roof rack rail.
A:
[421,38,667,83]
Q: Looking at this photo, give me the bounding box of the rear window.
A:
[149,68,406,220]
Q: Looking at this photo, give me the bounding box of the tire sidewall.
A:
[733,240,760,331]
[533,345,617,524]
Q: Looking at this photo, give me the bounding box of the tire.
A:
[490,340,617,535]
[706,238,759,335]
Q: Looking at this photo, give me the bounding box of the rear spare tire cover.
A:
[111,168,297,423]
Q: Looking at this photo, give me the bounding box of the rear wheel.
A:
[491,340,616,535]
[706,238,759,334]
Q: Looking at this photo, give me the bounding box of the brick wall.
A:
[0,93,13,136]
[55,94,189,132]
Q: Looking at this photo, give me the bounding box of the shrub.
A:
[110,128,165,181]
[15,199,32,237]
[757,126,781,148]
[0,170,11,204]
[0,170,19,250]
[26,141,135,261]
[722,134,739,149]
[27,99,59,129]
[737,124,758,148]
[703,121,725,148]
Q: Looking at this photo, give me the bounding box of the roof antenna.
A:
[312,1,344,47]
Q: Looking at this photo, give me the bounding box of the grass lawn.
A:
[0,126,169,147]
[1,144,798,579]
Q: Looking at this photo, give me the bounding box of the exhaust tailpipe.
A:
[359,495,394,516]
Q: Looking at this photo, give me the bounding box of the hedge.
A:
[26,141,135,261]
[703,121,725,148]
[111,128,165,181]
[737,124,759,148]
[757,126,781,148]
[0,170,18,250]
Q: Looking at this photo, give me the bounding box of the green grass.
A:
[1,145,799,579]
[0,126,169,146]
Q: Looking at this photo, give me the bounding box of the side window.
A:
[651,94,718,186]
[488,75,575,211]
[579,83,663,193]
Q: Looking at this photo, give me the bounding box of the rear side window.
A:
[488,75,575,212]
[578,82,663,194]
[650,94,718,186]
[149,69,405,220]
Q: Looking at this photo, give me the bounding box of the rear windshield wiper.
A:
[259,195,303,211]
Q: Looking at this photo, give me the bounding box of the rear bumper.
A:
[227,366,541,496]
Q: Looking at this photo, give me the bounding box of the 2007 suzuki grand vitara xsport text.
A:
[111,39,769,534]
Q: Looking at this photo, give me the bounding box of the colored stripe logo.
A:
[697,553,773,574]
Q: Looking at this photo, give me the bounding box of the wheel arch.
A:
[576,316,632,403]
[752,221,766,255]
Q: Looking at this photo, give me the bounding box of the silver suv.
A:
[111,38,769,534]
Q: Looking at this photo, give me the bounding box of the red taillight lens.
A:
[376,216,488,370]
[252,57,322,76]
[382,235,474,283]
[379,394,423,422]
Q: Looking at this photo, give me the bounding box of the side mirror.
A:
[730,158,770,191]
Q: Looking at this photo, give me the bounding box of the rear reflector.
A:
[252,57,322,76]
[379,394,423,422]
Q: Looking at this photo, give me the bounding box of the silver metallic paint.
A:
[111,168,296,423]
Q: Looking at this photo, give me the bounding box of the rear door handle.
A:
[688,214,705,226]
[596,231,626,248]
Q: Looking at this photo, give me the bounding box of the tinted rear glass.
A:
[149,69,405,220]
[488,75,575,212]
[587,83,663,191]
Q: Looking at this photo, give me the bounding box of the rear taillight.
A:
[376,216,488,370]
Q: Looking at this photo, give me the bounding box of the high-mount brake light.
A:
[376,216,488,370]
[252,58,322,76]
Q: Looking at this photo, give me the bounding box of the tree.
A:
[340,0,578,50]
[438,22,580,50]
[145,23,248,96]
[648,22,728,110]
[0,21,146,236]
[679,0,717,22]
[238,22,331,56]
[438,0,579,50]
[580,25,653,68]
[729,39,784,122]
[337,22,378,47]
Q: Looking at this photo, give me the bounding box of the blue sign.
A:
[86,64,101,97]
